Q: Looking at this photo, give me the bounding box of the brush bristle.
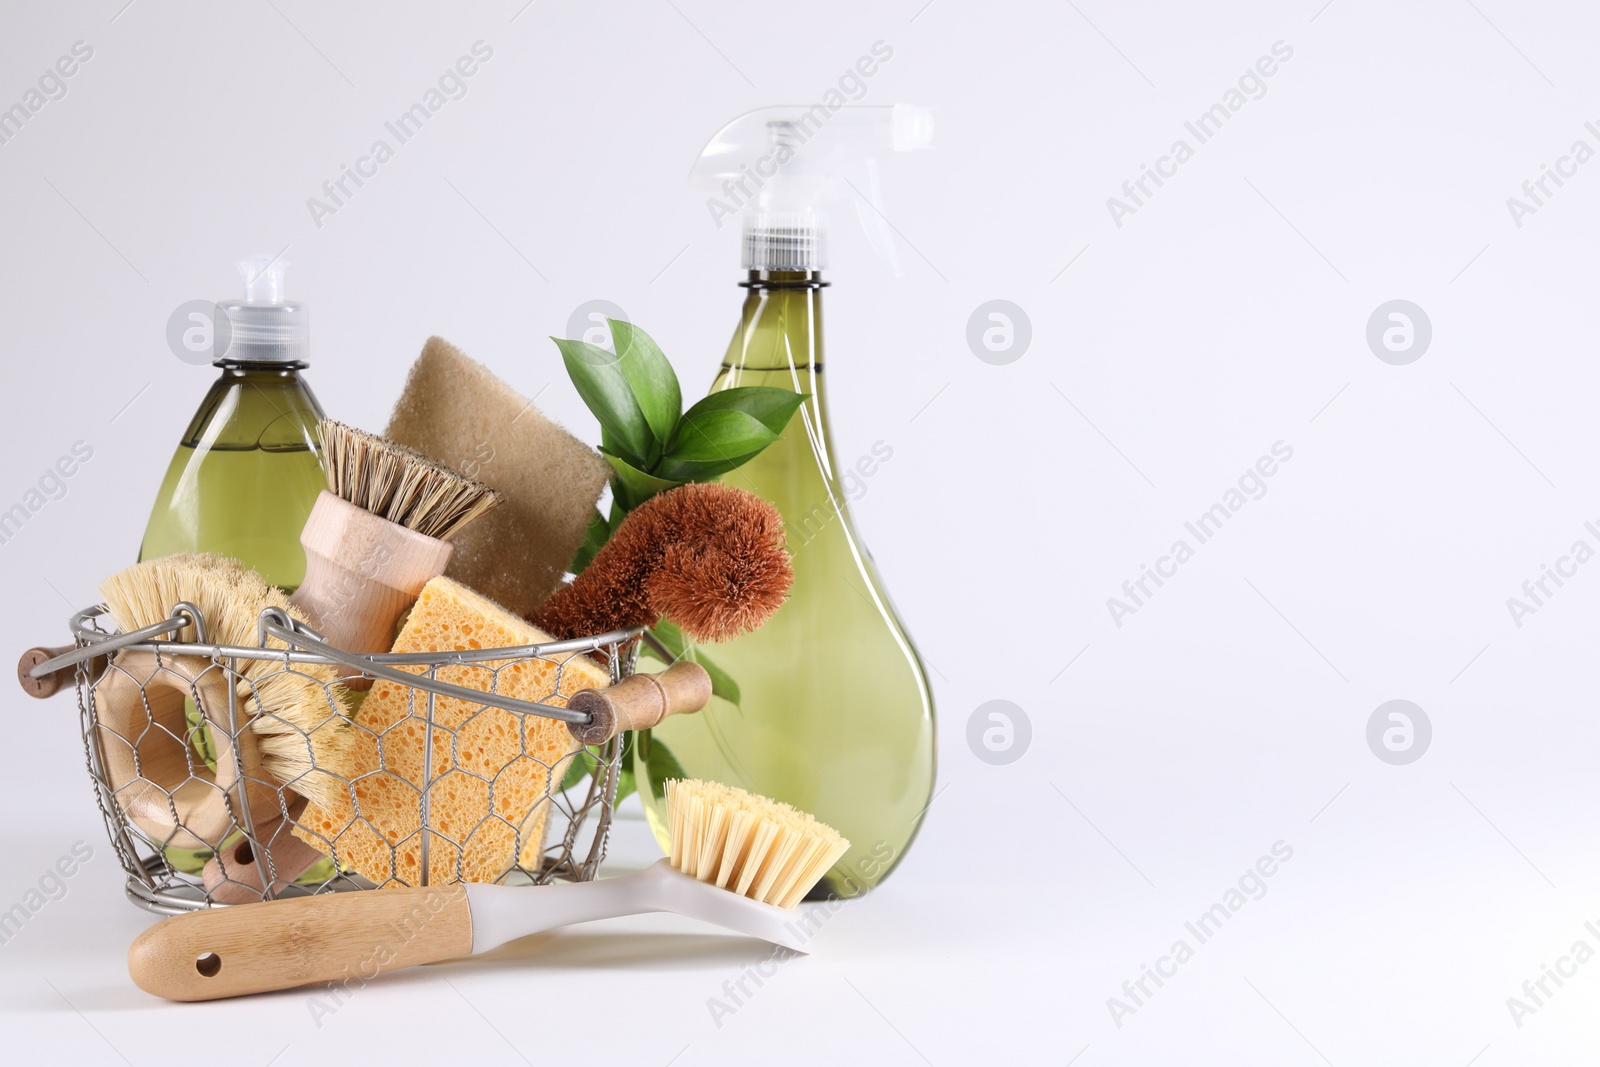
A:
[246,671,353,808]
[98,553,352,807]
[321,419,501,540]
[665,778,849,908]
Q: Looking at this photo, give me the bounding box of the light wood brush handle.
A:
[290,491,454,673]
[96,652,280,851]
[565,662,712,744]
[128,885,473,1001]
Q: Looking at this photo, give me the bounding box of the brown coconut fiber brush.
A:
[531,482,792,643]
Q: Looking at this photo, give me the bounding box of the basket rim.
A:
[63,603,644,666]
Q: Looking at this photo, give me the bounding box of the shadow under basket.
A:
[47,602,640,913]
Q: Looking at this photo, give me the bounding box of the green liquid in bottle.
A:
[637,271,936,898]
[139,364,327,877]
[139,364,327,591]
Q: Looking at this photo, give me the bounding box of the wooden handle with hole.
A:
[566,662,712,745]
[17,645,98,699]
[201,801,330,904]
[128,885,473,1001]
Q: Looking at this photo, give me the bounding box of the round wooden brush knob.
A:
[566,662,713,745]
[17,645,76,699]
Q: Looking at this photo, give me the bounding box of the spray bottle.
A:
[636,106,936,898]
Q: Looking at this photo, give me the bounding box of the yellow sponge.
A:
[385,337,611,617]
[294,576,609,886]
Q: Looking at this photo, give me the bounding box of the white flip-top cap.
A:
[214,255,309,363]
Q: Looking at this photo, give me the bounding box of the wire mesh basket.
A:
[42,601,642,914]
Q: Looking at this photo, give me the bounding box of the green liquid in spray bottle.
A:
[637,107,938,897]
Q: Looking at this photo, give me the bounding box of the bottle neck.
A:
[213,360,308,376]
[723,271,825,376]
[739,269,828,291]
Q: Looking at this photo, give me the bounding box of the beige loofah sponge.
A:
[385,337,611,617]
[293,576,610,886]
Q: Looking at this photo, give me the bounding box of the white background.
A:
[3,0,1599,1063]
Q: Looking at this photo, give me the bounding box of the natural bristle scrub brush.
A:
[290,419,501,673]
[128,779,849,1001]
[91,554,351,857]
[531,482,793,643]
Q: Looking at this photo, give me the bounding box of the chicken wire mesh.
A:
[56,602,639,914]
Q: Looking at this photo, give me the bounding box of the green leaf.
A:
[657,410,775,481]
[609,320,681,451]
[613,759,637,806]
[602,451,681,511]
[691,647,740,707]
[647,620,741,707]
[639,730,687,800]
[552,337,653,468]
[570,509,611,575]
[682,387,808,437]
[654,388,807,481]
[560,746,598,791]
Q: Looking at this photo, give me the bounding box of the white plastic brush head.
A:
[664,778,850,909]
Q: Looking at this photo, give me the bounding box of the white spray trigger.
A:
[691,104,933,273]
[847,156,904,277]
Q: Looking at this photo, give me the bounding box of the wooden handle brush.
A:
[94,554,353,852]
[531,483,792,644]
[129,779,848,1001]
[291,420,500,678]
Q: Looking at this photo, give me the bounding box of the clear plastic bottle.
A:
[636,108,938,897]
[638,268,935,898]
[140,257,327,591]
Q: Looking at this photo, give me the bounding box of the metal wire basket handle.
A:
[32,606,641,729]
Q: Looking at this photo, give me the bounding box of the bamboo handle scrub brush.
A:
[93,555,352,850]
[199,800,333,904]
[531,482,792,644]
[290,420,500,676]
[130,779,848,1001]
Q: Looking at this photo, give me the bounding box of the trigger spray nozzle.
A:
[691,104,933,275]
